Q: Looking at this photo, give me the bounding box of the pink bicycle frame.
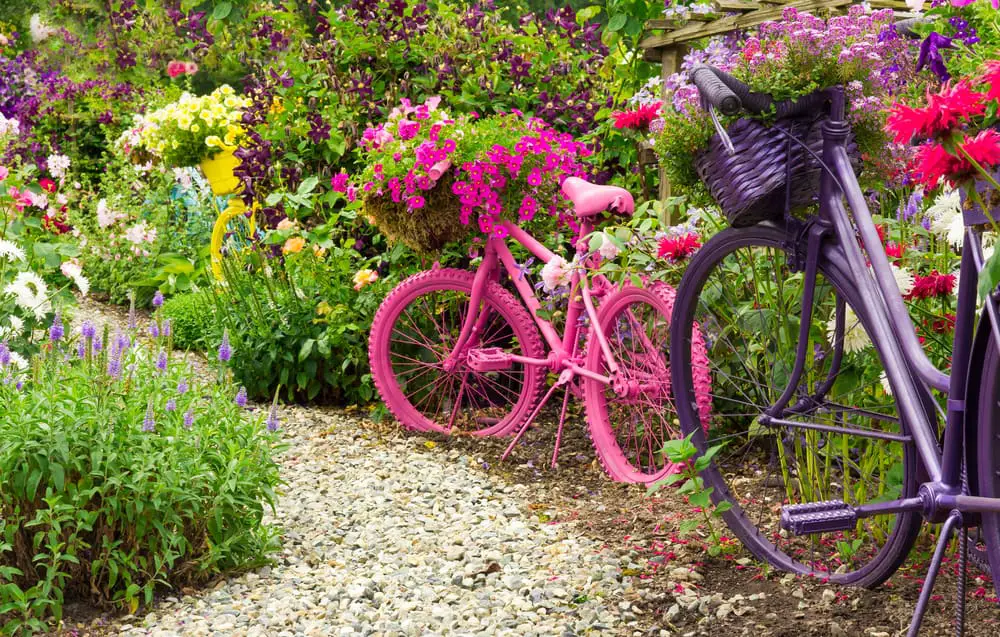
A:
[444,219,618,386]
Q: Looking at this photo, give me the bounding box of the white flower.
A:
[880,371,893,396]
[0,315,24,340]
[4,271,50,319]
[29,14,55,43]
[827,305,871,354]
[926,187,964,248]
[60,261,89,296]
[598,233,619,260]
[8,351,27,370]
[46,154,70,179]
[96,198,121,228]
[124,220,156,245]
[0,113,19,139]
[906,0,925,11]
[888,264,915,297]
[0,240,25,262]
[540,257,572,292]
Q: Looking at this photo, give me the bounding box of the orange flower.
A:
[312,244,327,258]
[353,269,378,291]
[283,236,305,254]
[277,218,296,230]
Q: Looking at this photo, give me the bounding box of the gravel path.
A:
[79,405,648,637]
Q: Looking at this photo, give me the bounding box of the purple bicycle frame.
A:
[799,87,1000,635]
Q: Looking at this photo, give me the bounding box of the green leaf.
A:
[688,489,712,508]
[979,250,1000,301]
[576,6,601,25]
[678,519,701,534]
[265,192,283,206]
[212,2,232,20]
[607,14,627,32]
[714,500,733,514]
[297,176,320,196]
[50,464,64,493]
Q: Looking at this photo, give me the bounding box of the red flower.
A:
[982,60,1000,103]
[886,81,986,143]
[39,178,56,193]
[930,313,956,334]
[885,242,905,260]
[613,102,662,130]
[658,233,701,261]
[914,129,1000,188]
[907,271,955,300]
[42,213,71,235]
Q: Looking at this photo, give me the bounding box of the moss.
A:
[363,175,470,255]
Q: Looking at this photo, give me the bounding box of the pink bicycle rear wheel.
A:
[584,283,711,483]
[369,268,545,436]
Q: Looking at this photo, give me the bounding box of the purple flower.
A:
[218,330,232,363]
[235,386,248,407]
[80,321,96,340]
[77,341,87,359]
[149,322,160,338]
[177,379,189,395]
[183,409,195,429]
[162,319,171,338]
[917,32,953,82]
[142,403,155,432]
[0,342,9,367]
[152,291,164,307]
[15,380,22,391]
[165,399,177,412]
[49,314,64,342]
[156,350,168,372]
[92,336,103,354]
[266,402,280,432]
[107,352,122,379]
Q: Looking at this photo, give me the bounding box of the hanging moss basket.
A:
[363,175,469,255]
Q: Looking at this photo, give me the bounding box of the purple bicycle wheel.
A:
[670,224,923,586]
[975,337,1000,592]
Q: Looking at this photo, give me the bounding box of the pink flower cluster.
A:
[357,98,593,238]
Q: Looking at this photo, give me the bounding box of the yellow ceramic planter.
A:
[199,146,241,196]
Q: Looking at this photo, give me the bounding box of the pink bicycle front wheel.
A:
[584,283,712,484]
[369,268,545,436]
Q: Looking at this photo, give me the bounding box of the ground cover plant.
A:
[0,313,282,633]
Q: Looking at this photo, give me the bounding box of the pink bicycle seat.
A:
[561,177,635,218]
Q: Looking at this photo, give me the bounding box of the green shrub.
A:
[161,291,219,351]
[213,238,395,405]
[0,323,282,633]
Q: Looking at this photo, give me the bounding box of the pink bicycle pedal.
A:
[466,347,513,372]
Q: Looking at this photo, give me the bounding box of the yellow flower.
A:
[353,269,379,291]
[312,244,327,258]
[205,135,224,148]
[283,236,306,254]
[316,301,333,316]
[190,123,200,133]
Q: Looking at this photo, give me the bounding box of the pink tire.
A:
[584,282,712,483]
[369,268,546,436]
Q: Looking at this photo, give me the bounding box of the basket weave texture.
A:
[363,175,468,255]
[695,114,860,227]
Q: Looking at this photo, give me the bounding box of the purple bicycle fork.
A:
[770,87,1000,635]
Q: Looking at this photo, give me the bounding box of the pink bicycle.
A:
[369,177,712,483]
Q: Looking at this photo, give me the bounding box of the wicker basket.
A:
[363,175,469,255]
[694,113,860,227]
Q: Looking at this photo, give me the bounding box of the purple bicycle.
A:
[670,64,1000,635]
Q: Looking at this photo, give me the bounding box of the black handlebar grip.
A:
[690,64,742,116]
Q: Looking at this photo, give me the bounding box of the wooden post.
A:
[659,46,679,223]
